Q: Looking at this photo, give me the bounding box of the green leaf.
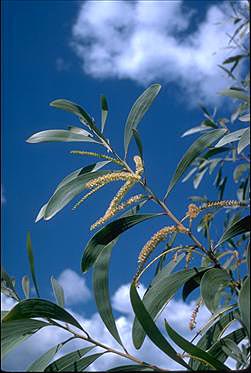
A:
[21,275,30,299]
[49,99,105,141]
[108,365,154,371]
[93,239,123,347]
[182,126,211,137]
[132,268,205,349]
[216,215,250,248]
[130,283,190,369]
[219,89,250,102]
[239,277,250,339]
[189,309,239,369]
[1,267,20,301]
[201,268,231,313]
[215,128,247,148]
[45,346,94,371]
[2,298,83,331]
[1,319,49,358]
[196,328,246,370]
[60,353,105,372]
[51,276,65,308]
[164,320,230,370]
[132,129,144,160]
[238,127,250,153]
[193,168,208,189]
[233,163,249,183]
[81,213,160,273]
[239,113,250,122]
[101,95,108,133]
[182,269,209,301]
[164,129,226,198]
[124,84,161,157]
[44,167,111,220]
[27,343,64,372]
[26,129,99,144]
[26,232,40,298]
[68,126,93,137]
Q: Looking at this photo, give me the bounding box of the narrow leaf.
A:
[1,267,20,301]
[2,298,83,331]
[45,346,94,371]
[132,268,206,349]
[182,126,210,137]
[1,319,49,358]
[21,275,30,299]
[164,129,226,198]
[164,320,230,370]
[215,128,246,148]
[26,232,40,298]
[27,343,63,372]
[216,215,250,248]
[182,269,209,301]
[93,239,123,347]
[239,277,250,339]
[44,167,111,220]
[51,276,65,308]
[101,95,108,133]
[237,127,250,153]
[130,283,190,369]
[60,353,104,372]
[81,213,160,273]
[219,89,250,102]
[132,129,144,160]
[124,84,161,157]
[26,130,99,144]
[108,365,154,371]
[201,268,231,313]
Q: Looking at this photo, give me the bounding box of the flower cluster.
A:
[186,203,200,220]
[189,298,203,330]
[202,200,244,209]
[70,150,123,166]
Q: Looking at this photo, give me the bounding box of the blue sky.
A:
[2,0,244,371]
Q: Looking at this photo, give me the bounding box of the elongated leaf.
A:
[60,353,104,372]
[219,89,250,102]
[1,319,49,358]
[44,168,111,220]
[45,346,94,371]
[26,130,99,144]
[239,113,250,122]
[51,276,65,308]
[182,269,209,301]
[233,163,249,183]
[189,309,239,369]
[201,268,231,313]
[68,126,93,137]
[196,328,246,370]
[132,268,206,349]
[193,168,208,189]
[239,277,250,339]
[1,267,20,301]
[124,84,161,157]
[182,126,210,137]
[215,128,246,148]
[35,163,110,222]
[2,298,83,331]
[164,320,230,370]
[81,213,160,273]
[27,343,63,372]
[216,215,250,248]
[101,95,108,133]
[108,365,154,371]
[132,129,144,160]
[26,232,40,298]
[21,275,30,299]
[238,127,250,153]
[164,129,226,198]
[130,283,190,369]
[93,239,123,347]
[50,99,105,141]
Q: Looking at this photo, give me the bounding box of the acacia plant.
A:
[1,2,250,371]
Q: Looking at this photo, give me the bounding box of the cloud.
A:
[71,0,237,105]
[1,282,240,371]
[57,268,91,306]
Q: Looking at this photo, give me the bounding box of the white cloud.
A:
[57,268,91,306]
[1,293,17,310]
[71,0,238,105]
[1,282,241,371]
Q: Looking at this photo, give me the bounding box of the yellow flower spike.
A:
[189,299,203,330]
[203,200,244,209]
[107,179,135,214]
[70,150,124,166]
[73,184,105,210]
[134,155,144,176]
[85,172,137,190]
[186,204,200,220]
